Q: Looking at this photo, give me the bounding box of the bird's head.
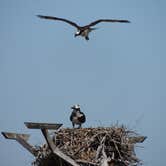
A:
[74,31,80,37]
[71,104,80,110]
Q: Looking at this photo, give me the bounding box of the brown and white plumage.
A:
[37,15,130,40]
[70,104,86,128]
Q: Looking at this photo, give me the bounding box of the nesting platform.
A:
[53,127,146,166]
[2,122,147,166]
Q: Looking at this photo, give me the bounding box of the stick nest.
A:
[33,126,147,166]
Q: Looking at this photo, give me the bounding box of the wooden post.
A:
[1,132,38,156]
[41,128,56,152]
[24,122,80,166]
[24,122,62,152]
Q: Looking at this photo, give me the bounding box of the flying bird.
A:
[70,104,86,128]
[37,15,130,40]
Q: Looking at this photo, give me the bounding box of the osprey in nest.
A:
[37,15,130,40]
[70,104,86,128]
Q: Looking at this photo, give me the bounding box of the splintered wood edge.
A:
[24,122,63,130]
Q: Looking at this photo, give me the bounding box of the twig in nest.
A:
[112,139,123,160]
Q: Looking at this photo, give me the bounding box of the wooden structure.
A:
[2,122,79,166]
[1,122,147,166]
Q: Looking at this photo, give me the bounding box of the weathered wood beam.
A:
[41,128,79,166]
[24,122,62,153]
[1,132,38,156]
[53,147,80,166]
[1,132,30,141]
[23,122,79,166]
[24,122,64,155]
[24,122,63,130]
[41,129,56,152]
[16,135,38,156]
[40,130,80,166]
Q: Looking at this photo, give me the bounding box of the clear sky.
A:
[0,0,165,165]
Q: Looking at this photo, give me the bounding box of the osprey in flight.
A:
[37,15,130,40]
[70,104,86,128]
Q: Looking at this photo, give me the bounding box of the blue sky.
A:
[0,0,165,165]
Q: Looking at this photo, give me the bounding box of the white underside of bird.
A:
[72,111,84,125]
[80,29,90,37]
[72,117,82,125]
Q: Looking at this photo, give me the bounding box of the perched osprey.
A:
[37,15,130,40]
[70,104,86,128]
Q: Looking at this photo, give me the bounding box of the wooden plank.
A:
[53,147,80,166]
[41,129,56,152]
[24,122,63,130]
[16,135,38,156]
[1,132,38,156]
[23,122,78,165]
[39,129,79,166]
[1,132,30,141]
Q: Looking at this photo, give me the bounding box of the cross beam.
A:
[24,122,63,130]
[1,132,30,141]
[1,132,38,156]
[24,122,79,166]
[24,122,63,152]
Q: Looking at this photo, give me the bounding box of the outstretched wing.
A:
[37,15,80,29]
[87,19,130,27]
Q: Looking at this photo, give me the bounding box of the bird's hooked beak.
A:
[74,31,80,37]
[74,33,79,38]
